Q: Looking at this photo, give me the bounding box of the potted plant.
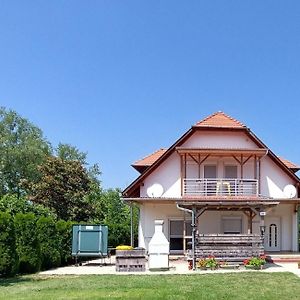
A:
[243,255,266,270]
[205,255,218,270]
[196,258,207,270]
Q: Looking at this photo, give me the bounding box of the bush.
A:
[56,220,73,266]
[14,213,41,273]
[0,212,18,276]
[37,216,61,270]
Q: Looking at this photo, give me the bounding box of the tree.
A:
[101,189,139,247]
[0,107,50,197]
[56,143,87,165]
[29,156,92,221]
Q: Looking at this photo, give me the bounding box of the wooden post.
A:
[258,159,261,195]
[180,155,183,196]
[198,154,201,178]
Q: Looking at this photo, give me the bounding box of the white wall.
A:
[139,202,297,252]
[140,129,298,199]
[261,156,298,198]
[140,152,181,198]
[182,131,257,148]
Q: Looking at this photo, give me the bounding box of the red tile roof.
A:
[195,111,246,128]
[279,157,300,171]
[133,148,167,167]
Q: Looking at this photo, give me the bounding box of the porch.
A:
[177,199,279,270]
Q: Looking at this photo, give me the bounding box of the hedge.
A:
[56,220,73,266]
[37,216,61,270]
[0,212,18,276]
[14,213,41,273]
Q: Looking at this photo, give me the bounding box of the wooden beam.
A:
[184,154,187,179]
[180,155,183,196]
[241,154,244,179]
[254,155,257,180]
[200,155,210,165]
[258,158,261,195]
[188,154,199,165]
[242,155,252,165]
[198,154,201,178]
[232,155,241,164]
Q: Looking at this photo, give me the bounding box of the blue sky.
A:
[0,1,299,189]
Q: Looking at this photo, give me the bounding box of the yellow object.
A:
[116,245,134,250]
[216,181,231,195]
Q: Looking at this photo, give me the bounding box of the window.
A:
[222,217,242,234]
[224,165,237,179]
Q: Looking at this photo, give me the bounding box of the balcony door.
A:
[204,165,217,196]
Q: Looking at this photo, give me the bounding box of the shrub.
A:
[37,216,61,270]
[14,213,41,273]
[56,220,73,266]
[0,212,18,276]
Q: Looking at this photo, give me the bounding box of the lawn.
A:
[0,272,300,300]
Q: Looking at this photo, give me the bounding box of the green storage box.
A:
[72,224,108,259]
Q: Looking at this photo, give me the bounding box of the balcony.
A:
[183,178,258,197]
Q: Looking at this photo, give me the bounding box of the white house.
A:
[123,112,300,256]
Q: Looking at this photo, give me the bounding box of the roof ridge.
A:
[195,111,246,128]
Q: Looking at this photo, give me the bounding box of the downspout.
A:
[176,204,196,271]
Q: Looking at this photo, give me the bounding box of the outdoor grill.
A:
[148,220,170,271]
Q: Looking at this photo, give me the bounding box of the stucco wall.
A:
[139,130,298,199]
[182,131,258,149]
[138,202,297,252]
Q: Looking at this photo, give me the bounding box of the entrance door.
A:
[265,218,281,251]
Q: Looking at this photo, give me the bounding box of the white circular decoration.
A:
[147,183,164,197]
[283,184,297,198]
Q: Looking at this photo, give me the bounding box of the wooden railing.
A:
[183,178,258,196]
[194,234,264,261]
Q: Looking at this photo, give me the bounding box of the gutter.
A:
[176,204,196,271]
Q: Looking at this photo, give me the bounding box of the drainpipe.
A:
[176,204,196,271]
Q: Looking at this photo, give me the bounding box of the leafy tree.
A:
[101,189,139,247]
[56,143,87,165]
[0,194,55,218]
[0,107,50,197]
[29,156,92,221]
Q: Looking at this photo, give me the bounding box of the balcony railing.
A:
[183,178,258,197]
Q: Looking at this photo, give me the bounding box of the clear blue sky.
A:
[0,1,299,189]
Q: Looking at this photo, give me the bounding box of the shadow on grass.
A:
[0,276,34,287]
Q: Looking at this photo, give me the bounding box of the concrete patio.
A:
[40,256,300,277]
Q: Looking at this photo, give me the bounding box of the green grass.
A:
[0,273,300,300]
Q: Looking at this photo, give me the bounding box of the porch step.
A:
[266,253,300,263]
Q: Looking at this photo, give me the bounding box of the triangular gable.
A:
[123,112,300,197]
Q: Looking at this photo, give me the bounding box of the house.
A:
[122,112,300,258]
